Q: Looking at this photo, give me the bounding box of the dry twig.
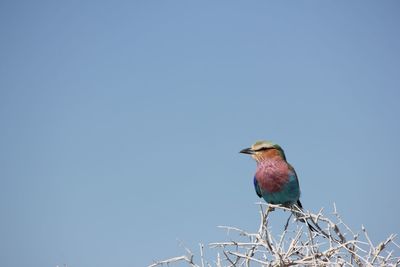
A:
[149,204,399,267]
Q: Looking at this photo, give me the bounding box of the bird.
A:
[240,140,320,233]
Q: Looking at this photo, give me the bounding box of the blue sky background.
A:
[1,1,399,266]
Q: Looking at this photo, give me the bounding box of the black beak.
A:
[239,147,254,155]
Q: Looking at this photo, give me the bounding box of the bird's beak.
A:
[239,147,254,155]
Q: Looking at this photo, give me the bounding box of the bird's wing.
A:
[288,163,301,193]
[253,176,262,198]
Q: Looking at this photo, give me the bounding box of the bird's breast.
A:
[255,160,290,193]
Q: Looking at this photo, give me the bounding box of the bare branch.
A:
[149,204,399,267]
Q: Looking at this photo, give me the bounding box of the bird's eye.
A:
[255,147,271,152]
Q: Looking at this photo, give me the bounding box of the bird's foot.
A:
[267,205,275,212]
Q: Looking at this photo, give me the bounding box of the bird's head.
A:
[239,140,286,162]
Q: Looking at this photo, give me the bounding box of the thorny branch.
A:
[149,204,400,266]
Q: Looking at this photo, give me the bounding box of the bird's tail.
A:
[291,201,328,237]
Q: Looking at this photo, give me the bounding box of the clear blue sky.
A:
[1,1,399,266]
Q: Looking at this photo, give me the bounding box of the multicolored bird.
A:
[240,140,318,232]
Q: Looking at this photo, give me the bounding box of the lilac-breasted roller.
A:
[240,140,318,232]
